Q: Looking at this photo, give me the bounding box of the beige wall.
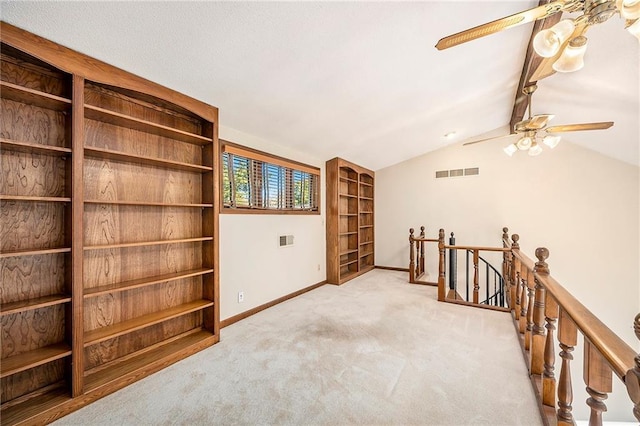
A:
[375,137,639,421]
[218,126,326,321]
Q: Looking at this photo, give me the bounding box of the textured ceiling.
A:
[2,1,638,170]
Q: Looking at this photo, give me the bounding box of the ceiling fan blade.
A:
[545,122,614,133]
[435,0,567,50]
[463,133,514,146]
[515,114,554,131]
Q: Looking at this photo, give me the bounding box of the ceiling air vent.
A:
[279,235,294,247]
[435,170,449,178]
[436,167,480,179]
[464,167,479,176]
[449,169,464,177]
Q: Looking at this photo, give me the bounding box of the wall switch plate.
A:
[238,291,244,303]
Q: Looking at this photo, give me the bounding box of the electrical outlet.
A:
[238,291,244,303]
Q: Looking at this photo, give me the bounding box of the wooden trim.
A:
[221,280,326,328]
[221,141,320,176]
[0,22,218,122]
[374,265,409,272]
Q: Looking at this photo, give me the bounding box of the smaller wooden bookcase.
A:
[326,157,375,285]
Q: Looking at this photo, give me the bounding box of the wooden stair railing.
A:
[408,227,438,286]
[500,228,640,425]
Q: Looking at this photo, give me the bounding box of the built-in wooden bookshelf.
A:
[326,158,375,285]
[0,22,220,425]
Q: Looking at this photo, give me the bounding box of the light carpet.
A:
[54,270,542,425]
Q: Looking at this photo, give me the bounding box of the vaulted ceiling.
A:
[2,1,638,170]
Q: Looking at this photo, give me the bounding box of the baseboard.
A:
[220,280,327,328]
[374,265,409,272]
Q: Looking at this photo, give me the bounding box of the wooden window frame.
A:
[220,140,321,215]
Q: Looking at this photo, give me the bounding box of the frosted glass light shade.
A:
[617,0,640,19]
[533,19,576,57]
[516,135,532,150]
[528,142,543,156]
[553,36,588,72]
[503,143,518,156]
[627,18,640,40]
[543,134,561,149]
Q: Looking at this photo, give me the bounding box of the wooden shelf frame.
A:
[1,343,72,378]
[84,146,213,173]
[85,104,211,146]
[0,138,71,156]
[83,299,214,347]
[1,80,71,111]
[1,294,71,316]
[0,195,71,202]
[84,199,213,208]
[84,268,214,298]
[0,247,71,258]
[83,236,213,251]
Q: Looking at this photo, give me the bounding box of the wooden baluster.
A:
[531,248,549,375]
[584,339,613,426]
[525,269,535,353]
[625,314,640,421]
[409,228,415,283]
[557,309,577,425]
[419,226,425,276]
[513,257,521,321]
[543,290,559,407]
[502,227,510,309]
[437,228,445,302]
[472,249,479,304]
[519,269,527,334]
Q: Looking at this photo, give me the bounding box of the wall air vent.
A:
[279,235,294,247]
[435,167,480,179]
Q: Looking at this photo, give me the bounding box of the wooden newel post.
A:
[624,314,640,421]
[531,248,549,375]
[419,226,426,276]
[409,228,415,284]
[437,228,445,302]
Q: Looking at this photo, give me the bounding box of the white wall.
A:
[375,137,639,421]
[219,126,326,321]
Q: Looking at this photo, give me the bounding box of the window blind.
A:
[222,144,319,212]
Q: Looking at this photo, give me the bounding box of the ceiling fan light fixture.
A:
[528,142,543,156]
[617,0,640,19]
[543,134,562,149]
[552,36,588,73]
[516,135,533,150]
[503,143,518,157]
[533,19,576,57]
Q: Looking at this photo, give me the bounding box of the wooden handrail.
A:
[412,238,439,243]
[444,245,510,252]
[510,248,636,381]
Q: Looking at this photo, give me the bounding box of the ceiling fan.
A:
[436,0,640,73]
[462,84,613,156]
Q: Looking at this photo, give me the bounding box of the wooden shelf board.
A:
[359,251,374,258]
[0,195,71,203]
[84,236,213,251]
[339,270,359,281]
[84,330,215,393]
[1,294,71,316]
[360,210,373,214]
[1,343,71,378]
[0,247,71,258]
[84,299,214,347]
[84,146,212,173]
[359,181,373,187]
[1,81,71,111]
[359,225,373,229]
[0,138,71,155]
[359,196,374,200]
[339,193,357,198]
[340,259,358,267]
[339,232,358,236]
[339,176,357,183]
[85,199,212,208]
[0,386,70,426]
[84,268,214,298]
[359,241,373,246]
[339,213,357,217]
[339,249,358,256]
[85,105,211,146]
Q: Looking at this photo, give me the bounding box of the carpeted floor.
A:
[54,269,542,425]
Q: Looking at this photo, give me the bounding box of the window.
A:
[221,141,320,214]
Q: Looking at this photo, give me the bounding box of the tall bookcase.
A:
[0,22,219,424]
[326,157,375,285]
